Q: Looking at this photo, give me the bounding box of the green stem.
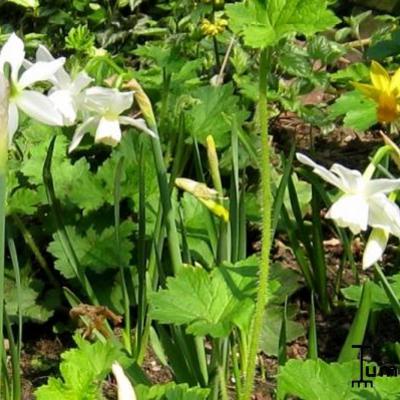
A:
[213,37,221,70]
[160,68,171,133]
[151,134,182,274]
[0,73,9,389]
[114,156,132,354]
[130,80,182,275]
[4,308,20,400]
[241,48,272,400]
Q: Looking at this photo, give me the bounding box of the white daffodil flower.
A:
[296,153,400,236]
[111,362,137,400]
[0,33,65,141]
[68,86,157,153]
[33,45,92,125]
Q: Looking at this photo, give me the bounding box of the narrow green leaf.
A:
[308,292,318,360]
[278,298,288,366]
[338,281,372,362]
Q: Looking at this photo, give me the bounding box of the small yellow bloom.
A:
[353,61,400,123]
[201,18,228,37]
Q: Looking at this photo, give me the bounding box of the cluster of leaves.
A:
[3,0,400,399]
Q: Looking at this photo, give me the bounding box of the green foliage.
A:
[277,359,359,400]
[65,25,95,54]
[187,84,248,148]
[225,0,339,49]
[342,274,400,311]
[149,257,265,337]
[260,304,304,356]
[329,90,377,131]
[278,358,400,400]
[136,382,210,400]
[48,220,135,279]
[35,335,128,400]
[367,29,400,60]
[179,193,216,267]
[5,265,55,323]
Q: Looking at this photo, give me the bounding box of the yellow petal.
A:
[352,81,380,101]
[390,67,400,95]
[370,60,390,93]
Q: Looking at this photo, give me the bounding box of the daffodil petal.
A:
[330,163,363,192]
[119,116,158,138]
[326,194,369,234]
[49,90,77,125]
[83,87,132,115]
[112,362,137,400]
[352,82,380,101]
[19,58,65,89]
[68,116,98,153]
[368,194,400,237]
[109,91,133,115]
[0,33,25,83]
[296,153,344,190]
[8,102,19,142]
[16,90,63,126]
[95,117,122,146]
[364,178,400,196]
[71,72,92,93]
[36,45,70,87]
[370,60,390,92]
[362,228,389,270]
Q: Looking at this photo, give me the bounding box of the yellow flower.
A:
[201,18,228,37]
[353,61,400,123]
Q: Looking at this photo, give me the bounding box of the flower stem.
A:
[241,48,272,400]
[0,73,8,386]
[125,79,182,274]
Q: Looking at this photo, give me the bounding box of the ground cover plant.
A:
[3,0,400,399]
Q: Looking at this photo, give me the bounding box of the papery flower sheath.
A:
[353,61,400,123]
[69,86,156,153]
[296,153,400,236]
[33,45,92,125]
[0,33,65,141]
